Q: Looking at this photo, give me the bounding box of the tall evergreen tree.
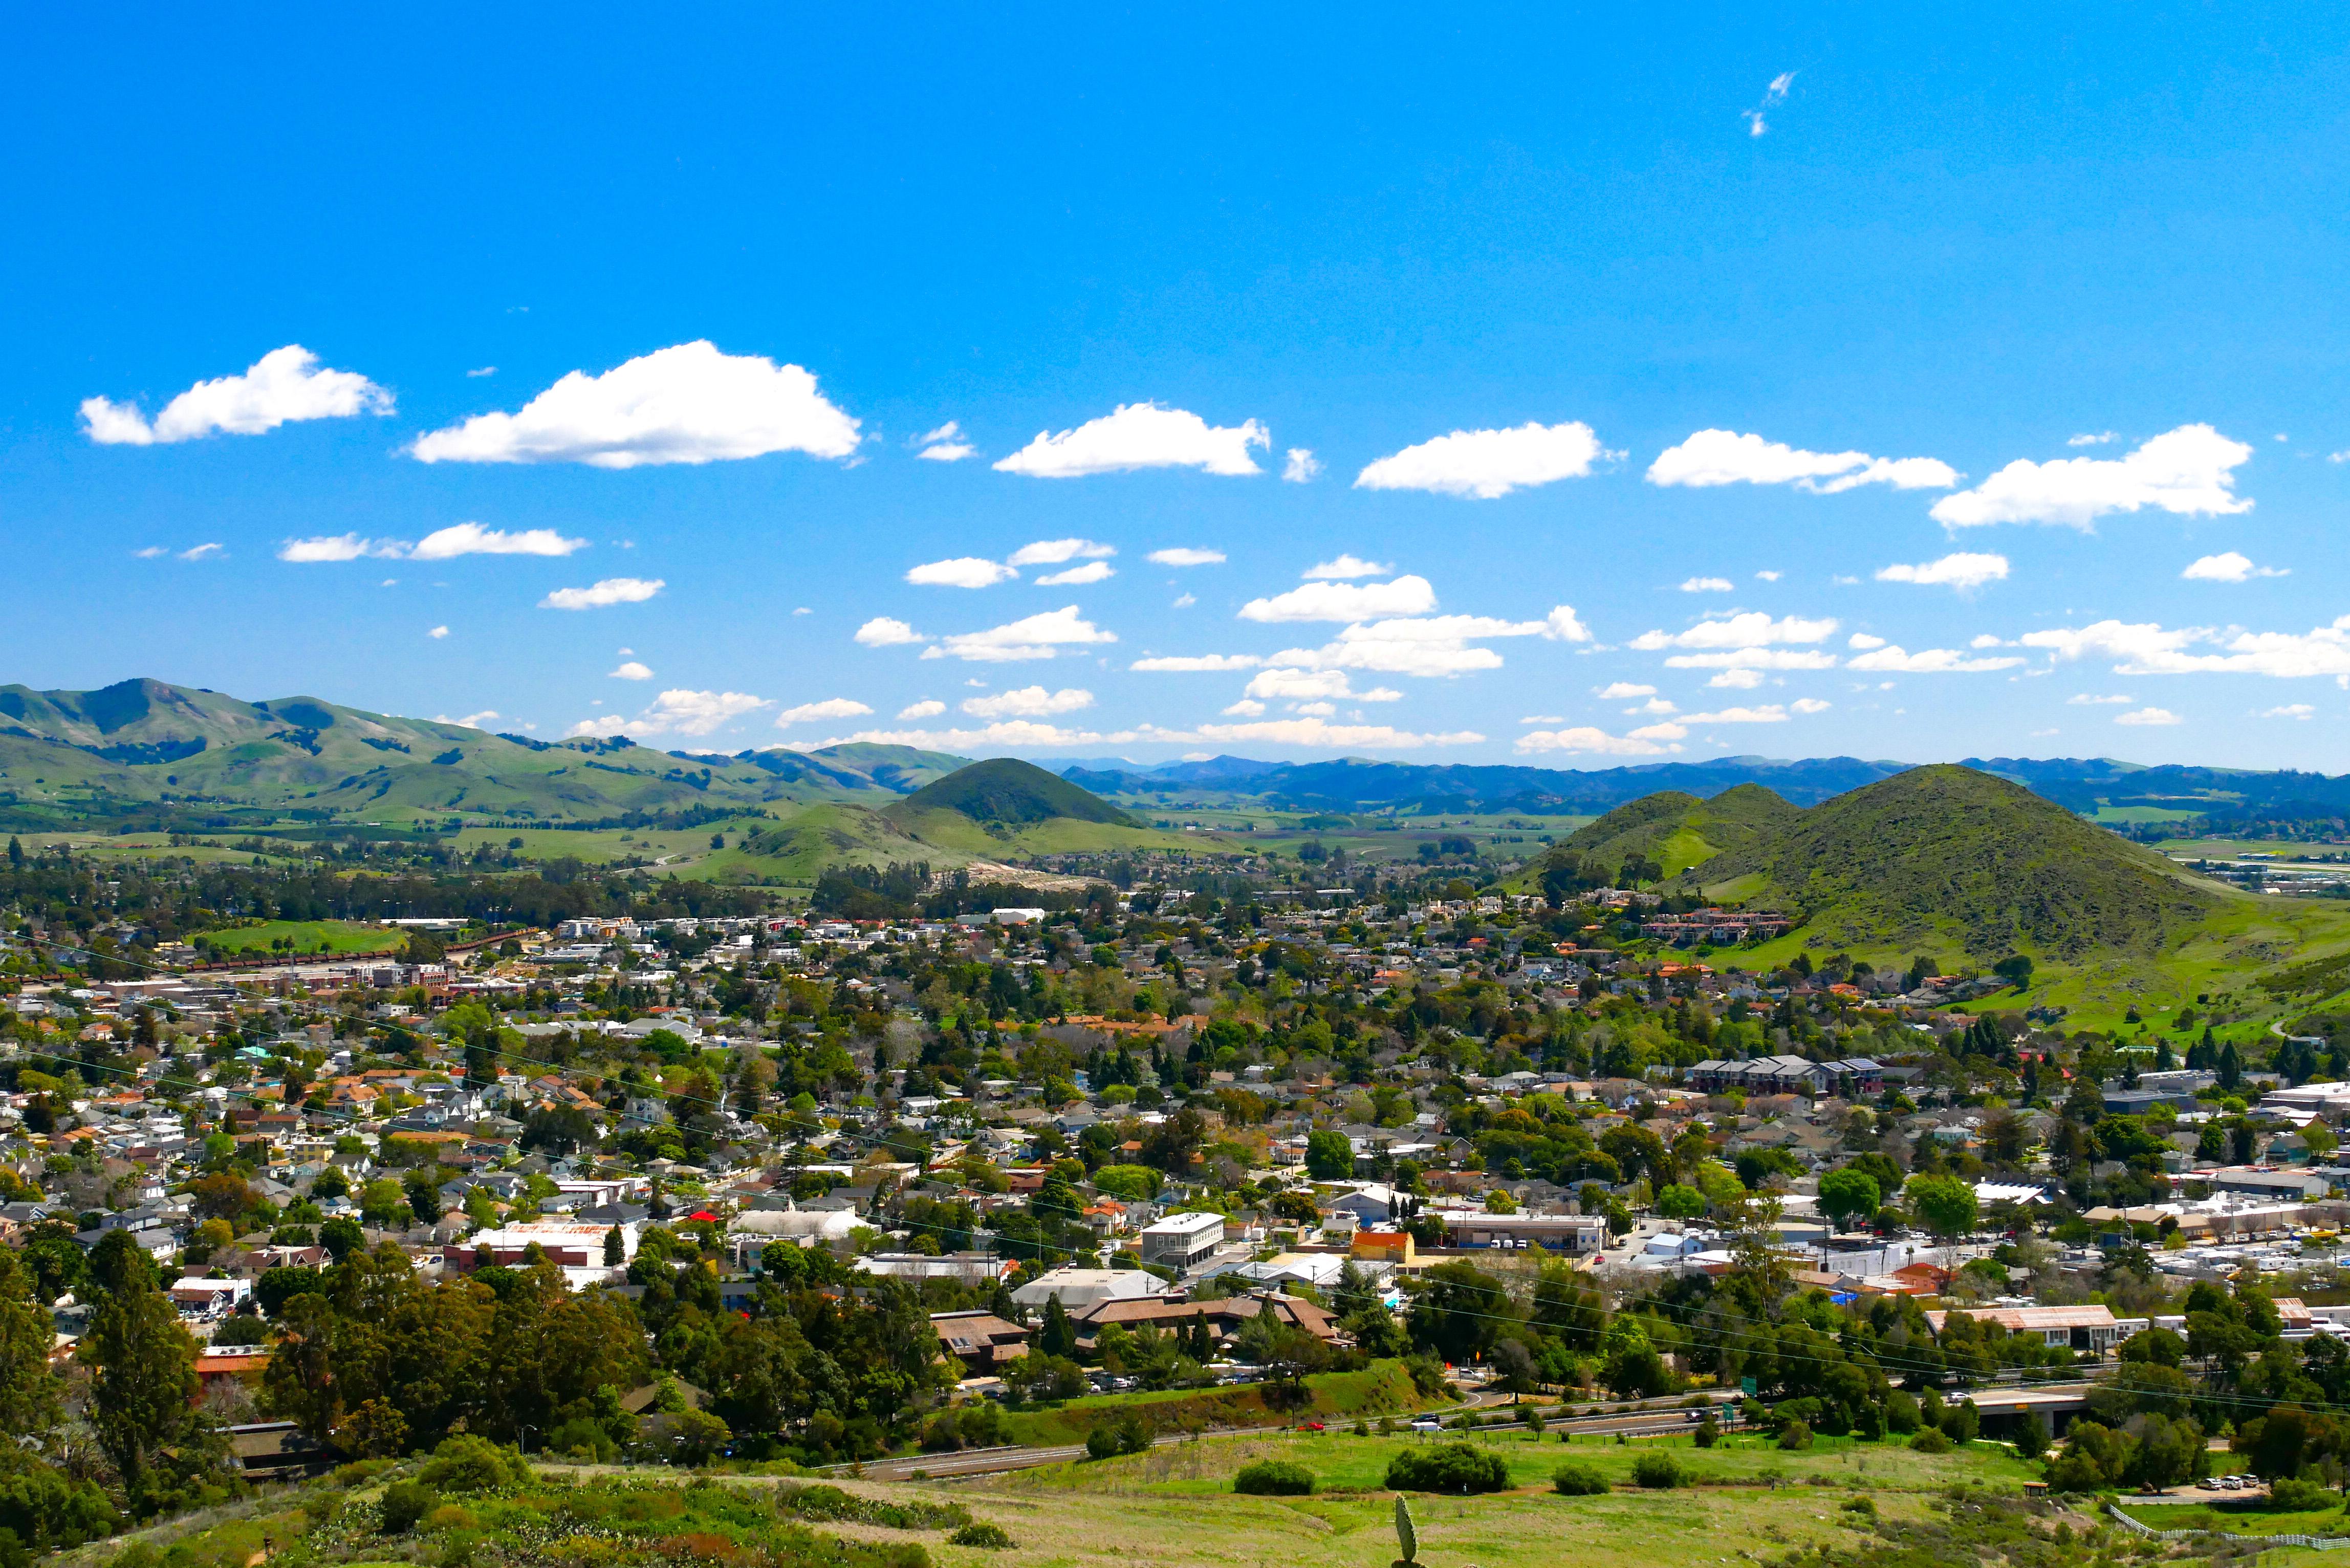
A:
[1038,1294,1077,1359]
[79,1232,207,1505]
[0,1248,60,1439]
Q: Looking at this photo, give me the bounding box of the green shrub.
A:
[2269,1477,2334,1511]
[334,1459,392,1487]
[1385,1444,1512,1494]
[417,1435,531,1495]
[1908,1428,1951,1454]
[947,1523,1014,1549]
[1777,1420,1814,1452]
[379,1481,440,1535]
[1082,1413,1150,1462]
[1630,1452,1684,1489]
[1233,1461,1316,1496]
[1551,1463,1608,1496]
[773,1484,969,1532]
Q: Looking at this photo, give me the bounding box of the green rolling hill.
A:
[1524,764,2350,1028]
[879,758,1207,858]
[1677,764,2228,960]
[1521,780,1797,885]
[0,678,967,832]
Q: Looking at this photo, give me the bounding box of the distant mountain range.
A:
[6,678,2349,835]
[0,678,966,833]
[1061,752,2350,822]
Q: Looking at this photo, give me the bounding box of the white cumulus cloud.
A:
[609,661,653,680]
[540,577,664,610]
[1303,554,1395,580]
[2023,617,2350,678]
[1595,683,1656,699]
[1666,649,1840,672]
[427,626,450,640]
[1267,608,1587,679]
[1791,698,1832,714]
[1683,704,1790,724]
[1355,420,1613,499]
[412,521,588,559]
[994,402,1268,477]
[1035,560,1115,586]
[1239,575,1438,623]
[906,556,1019,588]
[898,700,946,719]
[1282,448,1322,483]
[82,345,393,445]
[1630,613,1838,651]
[1679,576,1734,593]
[1243,668,1401,703]
[855,617,927,647]
[1646,429,1957,493]
[2264,704,2316,719]
[925,605,1116,663]
[1008,538,1115,567]
[775,698,875,726]
[1147,547,1226,567]
[2182,551,2288,582]
[1846,645,2025,673]
[1930,423,2254,529]
[278,524,586,562]
[1130,654,1263,672]
[410,341,859,468]
[960,686,1094,718]
[1875,552,2010,591]
[2114,707,2183,726]
[578,688,769,737]
[915,421,977,462]
[1126,718,1483,750]
[1516,725,1684,756]
[784,720,1109,752]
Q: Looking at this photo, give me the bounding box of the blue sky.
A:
[7,6,2350,768]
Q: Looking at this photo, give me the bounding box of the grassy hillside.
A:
[1681,765,2227,960]
[874,758,1211,859]
[60,1423,2044,1568]
[889,758,1141,828]
[1520,782,1796,884]
[0,678,967,832]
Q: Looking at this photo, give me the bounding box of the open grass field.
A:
[197,919,408,956]
[965,1428,2051,1568]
